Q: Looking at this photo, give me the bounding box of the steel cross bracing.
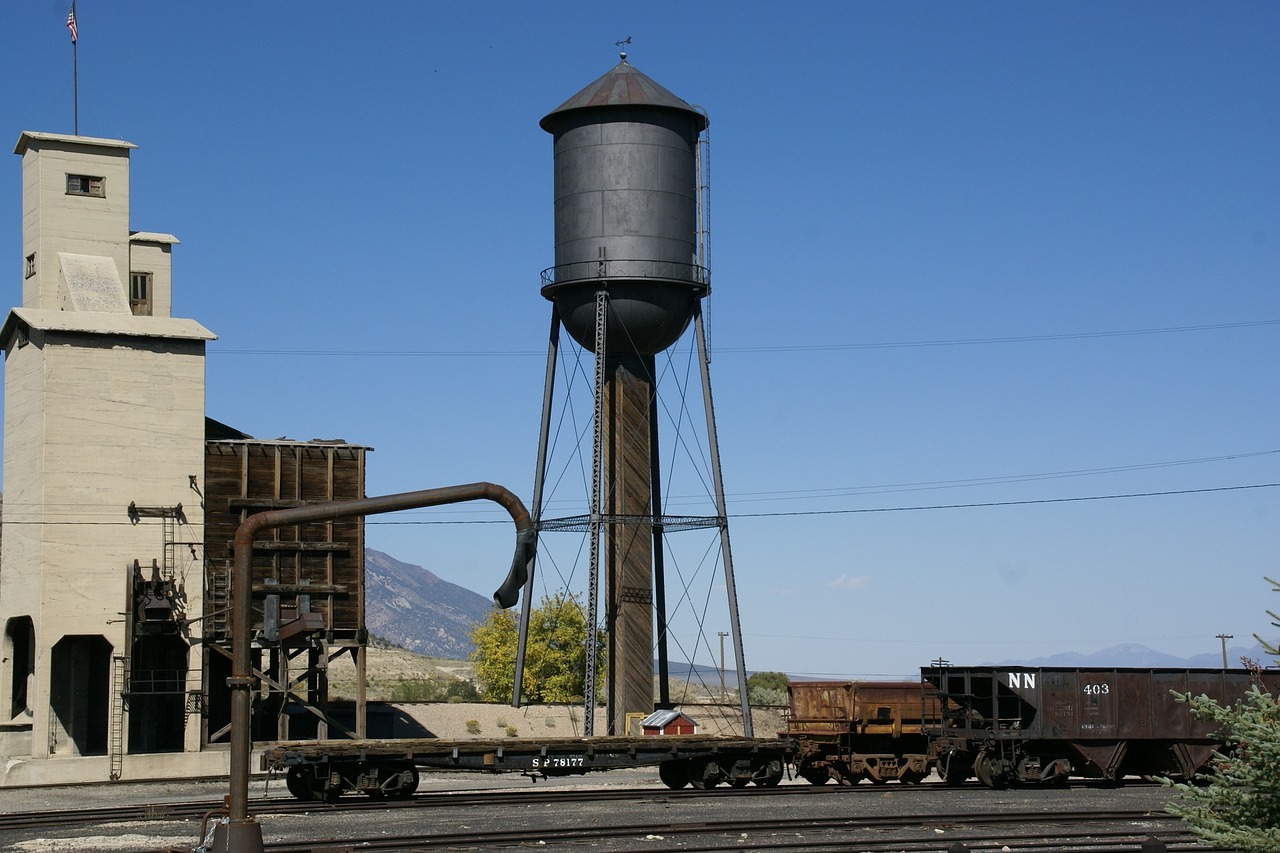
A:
[521,293,752,737]
[539,514,721,533]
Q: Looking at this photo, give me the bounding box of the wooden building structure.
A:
[202,434,371,744]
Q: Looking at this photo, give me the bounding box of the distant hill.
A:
[363,548,496,658]
[360,549,1279,675]
[994,640,1278,669]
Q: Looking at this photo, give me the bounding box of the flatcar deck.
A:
[262,735,795,798]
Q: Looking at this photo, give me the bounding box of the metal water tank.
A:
[540,55,708,356]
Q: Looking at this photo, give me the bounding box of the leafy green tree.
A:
[444,678,480,702]
[470,592,604,703]
[747,671,790,706]
[388,673,479,702]
[1164,577,1280,852]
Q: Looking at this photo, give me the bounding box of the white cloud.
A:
[828,574,872,591]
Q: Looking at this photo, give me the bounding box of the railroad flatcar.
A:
[785,680,941,784]
[921,665,1280,788]
[264,734,793,799]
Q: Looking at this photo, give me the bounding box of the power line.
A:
[207,318,1279,357]
[730,482,1278,519]
[721,319,1280,353]
[361,482,1279,524]
[3,482,1273,527]
[724,449,1280,503]
[4,481,1274,527]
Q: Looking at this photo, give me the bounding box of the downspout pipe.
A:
[221,482,533,853]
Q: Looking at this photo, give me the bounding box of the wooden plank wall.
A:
[203,441,367,638]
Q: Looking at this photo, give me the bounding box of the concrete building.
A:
[0,132,374,787]
[0,131,219,783]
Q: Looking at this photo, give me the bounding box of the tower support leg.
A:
[694,305,752,736]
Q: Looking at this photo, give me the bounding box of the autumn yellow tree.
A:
[470,592,604,703]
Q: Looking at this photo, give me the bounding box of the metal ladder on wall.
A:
[160,511,177,581]
[109,654,127,781]
[208,566,231,640]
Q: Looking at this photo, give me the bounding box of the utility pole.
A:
[1217,634,1233,670]
[718,631,729,701]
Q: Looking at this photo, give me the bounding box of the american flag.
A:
[66,3,78,44]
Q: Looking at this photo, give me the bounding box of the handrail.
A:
[540,258,710,289]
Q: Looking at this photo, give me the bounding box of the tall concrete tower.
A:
[526,57,750,736]
[0,132,215,776]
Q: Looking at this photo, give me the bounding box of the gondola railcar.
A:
[785,680,941,784]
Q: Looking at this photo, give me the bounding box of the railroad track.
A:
[1,784,1211,853]
[253,809,1205,852]
[0,778,926,831]
[0,777,1167,832]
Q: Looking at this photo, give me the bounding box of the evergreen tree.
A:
[470,592,604,703]
[1164,577,1280,852]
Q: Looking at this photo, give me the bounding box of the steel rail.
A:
[256,809,1195,853]
[0,777,1167,832]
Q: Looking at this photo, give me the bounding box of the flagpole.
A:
[67,2,78,135]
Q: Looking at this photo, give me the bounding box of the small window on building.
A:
[130,272,153,316]
[66,174,105,197]
[25,253,36,279]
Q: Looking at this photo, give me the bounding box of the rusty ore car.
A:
[921,665,1280,788]
[785,680,941,784]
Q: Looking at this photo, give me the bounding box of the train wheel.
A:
[730,779,750,788]
[389,767,419,799]
[975,751,1006,790]
[285,766,319,801]
[757,761,784,787]
[659,760,690,789]
[688,758,722,789]
[899,769,926,785]
[939,754,970,787]
[800,769,830,785]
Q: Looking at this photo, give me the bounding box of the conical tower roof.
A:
[540,54,708,132]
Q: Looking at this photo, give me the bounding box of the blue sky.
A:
[2,2,1276,679]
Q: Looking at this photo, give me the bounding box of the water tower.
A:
[519,56,750,736]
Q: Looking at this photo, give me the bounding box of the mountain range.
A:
[364,549,1278,672]
[363,548,495,658]
[994,640,1277,670]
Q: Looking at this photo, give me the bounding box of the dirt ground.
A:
[325,645,786,739]
[387,699,786,740]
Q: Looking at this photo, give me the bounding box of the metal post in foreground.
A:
[208,482,533,853]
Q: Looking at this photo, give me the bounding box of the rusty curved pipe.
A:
[223,482,533,849]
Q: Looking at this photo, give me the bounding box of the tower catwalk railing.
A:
[540,259,710,289]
